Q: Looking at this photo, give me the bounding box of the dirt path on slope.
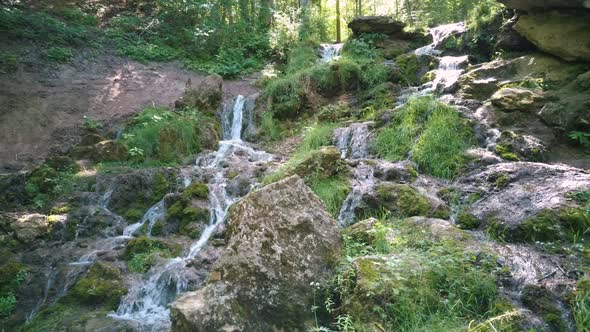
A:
[0,54,258,171]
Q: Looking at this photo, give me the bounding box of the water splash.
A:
[320,43,343,62]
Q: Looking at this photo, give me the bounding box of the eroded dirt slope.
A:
[0,53,257,171]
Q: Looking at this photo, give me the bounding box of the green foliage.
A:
[25,163,77,210]
[183,182,209,200]
[259,112,283,141]
[324,218,511,331]
[264,74,306,119]
[0,7,97,47]
[45,47,74,63]
[394,53,419,86]
[67,262,127,309]
[569,131,590,151]
[374,97,474,179]
[0,261,28,318]
[128,250,170,273]
[308,175,350,218]
[121,106,214,164]
[571,279,590,332]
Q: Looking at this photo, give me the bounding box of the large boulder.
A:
[170,176,342,331]
[348,16,406,37]
[514,11,590,62]
[498,0,590,11]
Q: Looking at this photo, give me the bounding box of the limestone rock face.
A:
[458,162,590,241]
[538,70,590,131]
[498,0,590,11]
[514,11,590,62]
[170,175,342,332]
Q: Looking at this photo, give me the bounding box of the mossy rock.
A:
[456,213,481,230]
[521,285,568,331]
[124,237,179,259]
[293,146,343,180]
[393,53,420,86]
[66,262,127,309]
[26,164,59,193]
[373,183,431,218]
[182,182,209,200]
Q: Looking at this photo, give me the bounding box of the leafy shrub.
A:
[121,106,215,164]
[265,75,306,119]
[374,97,474,179]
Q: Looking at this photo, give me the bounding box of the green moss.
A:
[456,213,481,230]
[492,173,511,188]
[151,172,171,203]
[66,262,127,309]
[394,53,419,86]
[518,208,590,243]
[495,144,520,161]
[165,199,208,238]
[124,207,145,222]
[151,220,164,237]
[375,183,431,218]
[124,237,170,259]
[421,71,436,84]
[182,182,209,200]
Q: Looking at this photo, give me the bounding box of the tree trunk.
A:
[336,0,341,43]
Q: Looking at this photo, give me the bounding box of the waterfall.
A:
[430,55,469,92]
[320,43,344,62]
[415,22,466,56]
[230,95,245,140]
[337,162,375,227]
[111,93,273,331]
[333,122,372,159]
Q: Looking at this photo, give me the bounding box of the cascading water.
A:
[415,22,466,56]
[337,162,376,227]
[111,94,273,331]
[123,199,166,236]
[333,122,373,159]
[320,43,343,62]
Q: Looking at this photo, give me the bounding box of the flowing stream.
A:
[106,94,272,330]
